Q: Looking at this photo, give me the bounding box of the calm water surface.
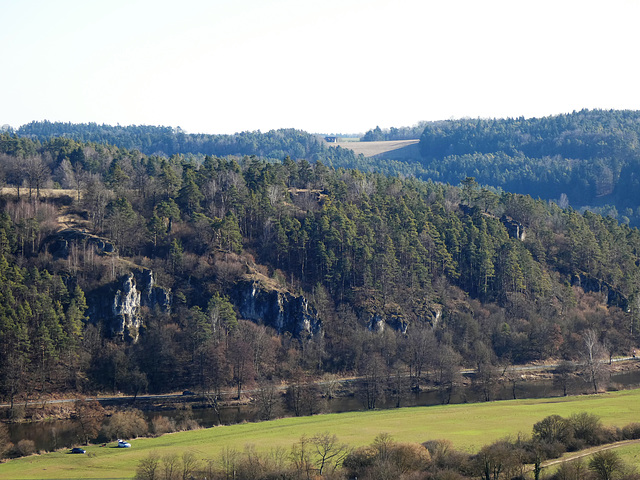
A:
[8,368,640,452]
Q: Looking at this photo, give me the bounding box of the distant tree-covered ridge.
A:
[15,110,640,226]
[14,121,363,167]
[361,122,429,141]
[427,110,640,219]
[365,110,640,226]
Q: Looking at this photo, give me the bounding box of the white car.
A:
[117,439,131,448]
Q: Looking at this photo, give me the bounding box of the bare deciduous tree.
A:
[311,432,350,476]
[74,398,106,445]
[581,329,608,393]
[134,452,159,480]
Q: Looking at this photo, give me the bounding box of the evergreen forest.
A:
[16,109,640,226]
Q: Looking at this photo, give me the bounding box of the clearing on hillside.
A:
[330,139,420,158]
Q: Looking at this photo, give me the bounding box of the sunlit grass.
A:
[3,389,640,479]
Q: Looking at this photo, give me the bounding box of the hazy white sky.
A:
[2,0,639,135]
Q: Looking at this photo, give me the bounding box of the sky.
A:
[2,0,640,135]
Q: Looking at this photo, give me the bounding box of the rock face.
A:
[500,215,526,241]
[112,274,141,341]
[572,273,628,311]
[47,228,116,256]
[235,281,321,337]
[367,303,442,334]
[87,270,171,342]
[367,312,408,334]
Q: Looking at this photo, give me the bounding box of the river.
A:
[8,368,640,452]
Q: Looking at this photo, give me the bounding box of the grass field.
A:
[609,442,640,467]
[2,389,640,479]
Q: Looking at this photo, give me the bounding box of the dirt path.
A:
[541,439,640,469]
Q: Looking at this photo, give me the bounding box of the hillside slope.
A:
[331,139,419,159]
[0,129,639,403]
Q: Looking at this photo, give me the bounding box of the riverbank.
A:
[2,357,640,424]
[4,388,640,480]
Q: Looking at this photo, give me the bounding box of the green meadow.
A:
[2,389,640,479]
[609,442,640,467]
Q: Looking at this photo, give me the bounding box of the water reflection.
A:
[8,368,640,452]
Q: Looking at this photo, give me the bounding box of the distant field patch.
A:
[330,139,419,158]
[0,187,76,198]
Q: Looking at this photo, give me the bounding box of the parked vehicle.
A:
[71,447,86,454]
[117,439,131,448]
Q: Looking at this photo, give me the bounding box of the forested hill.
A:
[420,109,640,160]
[15,111,640,227]
[416,109,640,224]
[14,121,360,166]
[0,132,640,399]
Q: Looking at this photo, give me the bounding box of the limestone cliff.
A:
[235,281,321,337]
[87,269,171,342]
[572,272,629,311]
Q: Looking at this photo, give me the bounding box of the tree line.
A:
[12,121,362,166]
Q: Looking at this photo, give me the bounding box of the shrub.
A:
[135,452,160,480]
[569,412,603,447]
[622,422,640,440]
[178,418,200,431]
[0,423,12,458]
[589,450,623,480]
[150,415,176,436]
[343,446,377,476]
[423,439,472,472]
[533,415,573,446]
[538,440,567,461]
[15,439,36,457]
[101,409,148,440]
[174,404,198,430]
[423,439,453,465]
[344,434,430,479]
[553,458,589,480]
[387,443,431,474]
[430,469,469,480]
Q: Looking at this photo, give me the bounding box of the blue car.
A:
[71,447,86,454]
[117,439,131,448]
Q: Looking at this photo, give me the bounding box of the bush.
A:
[343,446,377,476]
[343,434,431,479]
[0,423,12,458]
[533,415,573,446]
[101,409,148,440]
[538,440,567,461]
[174,404,199,430]
[423,439,472,472]
[387,443,431,474]
[178,418,200,431]
[553,458,589,480]
[569,412,604,447]
[622,422,640,440]
[430,469,469,480]
[150,415,176,437]
[589,450,623,480]
[15,439,36,457]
